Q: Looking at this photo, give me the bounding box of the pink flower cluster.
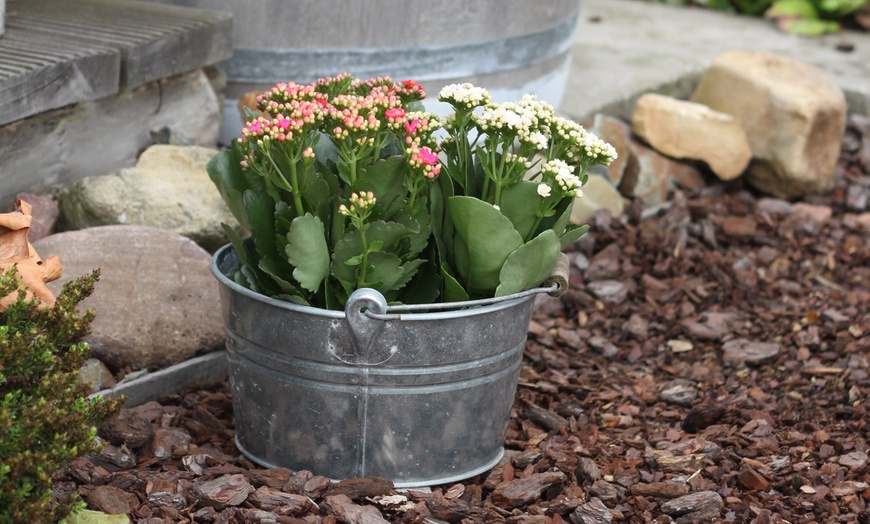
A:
[407,143,441,180]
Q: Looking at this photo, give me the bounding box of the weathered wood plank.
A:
[90,350,228,407]
[0,25,120,126]
[10,0,233,88]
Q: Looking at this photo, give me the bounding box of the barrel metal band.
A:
[221,14,579,83]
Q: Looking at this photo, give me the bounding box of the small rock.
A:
[683,311,739,341]
[658,379,698,407]
[79,358,116,392]
[692,50,846,199]
[58,145,240,252]
[665,339,694,353]
[844,212,870,232]
[789,202,833,234]
[846,184,869,212]
[588,335,620,359]
[722,338,781,366]
[624,314,649,340]
[632,93,751,180]
[756,197,794,216]
[621,139,702,207]
[586,280,630,305]
[571,174,626,225]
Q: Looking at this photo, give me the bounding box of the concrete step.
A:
[0,0,231,126]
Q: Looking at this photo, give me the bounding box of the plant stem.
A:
[357,227,369,287]
[288,158,305,215]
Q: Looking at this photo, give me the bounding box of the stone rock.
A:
[79,358,116,392]
[756,197,794,216]
[586,280,631,305]
[722,338,781,366]
[620,138,703,207]
[571,174,625,225]
[632,93,751,181]
[59,145,238,252]
[844,213,870,232]
[34,226,224,370]
[16,192,58,242]
[691,50,847,199]
[581,113,632,186]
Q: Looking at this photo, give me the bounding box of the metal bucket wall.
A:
[141,0,580,143]
[211,245,536,487]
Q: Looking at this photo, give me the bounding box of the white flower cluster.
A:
[582,133,618,165]
[475,101,550,151]
[550,116,587,144]
[503,151,533,170]
[438,83,491,110]
[542,159,582,197]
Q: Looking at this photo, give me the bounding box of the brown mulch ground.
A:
[58,116,870,523]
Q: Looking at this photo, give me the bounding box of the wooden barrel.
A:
[145,0,580,142]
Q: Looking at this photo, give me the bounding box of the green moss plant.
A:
[0,268,121,524]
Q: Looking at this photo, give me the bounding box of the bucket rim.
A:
[210,242,537,320]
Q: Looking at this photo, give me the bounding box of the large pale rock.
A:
[60,145,236,252]
[632,93,751,181]
[581,114,632,186]
[619,138,703,207]
[571,174,625,224]
[691,51,847,198]
[34,226,224,371]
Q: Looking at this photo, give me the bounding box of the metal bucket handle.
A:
[347,253,570,322]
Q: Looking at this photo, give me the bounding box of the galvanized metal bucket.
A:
[211,244,567,487]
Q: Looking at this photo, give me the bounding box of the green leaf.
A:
[778,16,840,34]
[67,509,131,524]
[766,0,818,17]
[362,251,404,290]
[448,196,524,295]
[495,230,561,297]
[354,156,408,220]
[441,263,469,302]
[244,191,280,261]
[499,181,543,240]
[207,145,262,230]
[286,214,330,292]
[559,223,590,250]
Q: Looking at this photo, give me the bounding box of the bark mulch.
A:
[57,116,870,523]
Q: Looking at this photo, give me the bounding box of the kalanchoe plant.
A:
[434,84,617,300]
[209,74,617,310]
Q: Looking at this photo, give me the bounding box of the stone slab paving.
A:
[561,0,870,120]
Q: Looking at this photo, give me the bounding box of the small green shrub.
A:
[0,268,121,524]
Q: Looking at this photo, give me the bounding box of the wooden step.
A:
[0,0,231,126]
